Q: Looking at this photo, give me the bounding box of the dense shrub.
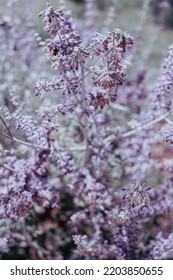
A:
[0,0,173,260]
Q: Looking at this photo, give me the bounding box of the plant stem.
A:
[0,115,14,138]
[123,109,173,138]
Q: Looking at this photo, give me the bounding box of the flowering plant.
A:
[0,0,173,260]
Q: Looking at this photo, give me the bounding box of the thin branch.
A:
[67,145,87,151]
[2,132,48,150]
[13,137,48,150]
[0,164,16,172]
[111,103,129,112]
[0,115,14,138]
[0,116,86,152]
[0,115,47,149]
[84,47,116,79]
[165,118,173,126]
[104,109,173,144]
[123,109,173,138]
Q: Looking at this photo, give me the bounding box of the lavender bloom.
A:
[0,0,173,260]
[150,233,173,260]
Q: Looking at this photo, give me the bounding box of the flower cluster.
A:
[36,3,133,114]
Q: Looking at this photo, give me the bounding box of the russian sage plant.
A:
[0,0,173,260]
